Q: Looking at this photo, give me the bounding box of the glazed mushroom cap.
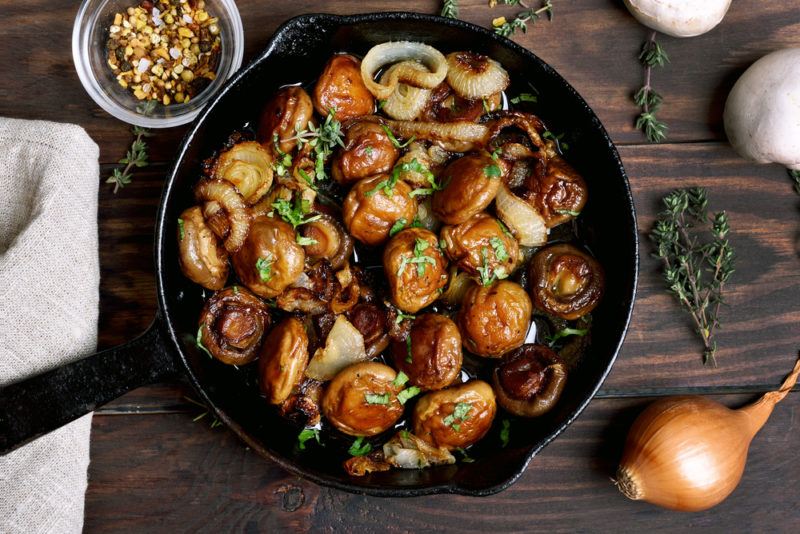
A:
[440,212,520,278]
[383,228,450,313]
[391,313,463,391]
[198,286,271,366]
[232,215,306,298]
[343,175,418,246]
[331,120,400,186]
[177,206,229,290]
[322,361,405,437]
[492,344,567,417]
[259,317,310,405]
[521,153,588,229]
[458,280,532,358]
[313,54,375,122]
[724,48,800,170]
[623,0,732,38]
[346,302,390,359]
[529,243,604,320]
[423,82,502,123]
[432,152,504,225]
[257,85,314,155]
[412,380,497,450]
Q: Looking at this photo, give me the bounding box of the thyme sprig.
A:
[441,0,459,18]
[635,31,669,143]
[650,188,735,365]
[492,1,554,37]
[789,169,800,195]
[284,110,344,182]
[106,101,156,193]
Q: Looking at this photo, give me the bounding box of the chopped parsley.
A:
[271,133,293,177]
[255,254,274,282]
[542,130,569,152]
[297,428,320,450]
[381,124,415,149]
[443,402,472,432]
[177,218,185,240]
[405,336,413,363]
[196,324,213,358]
[392,371,410,388]
[296,235,318,246]
[500,419,511,447]
[395,312,416,325]
[288,109,345,182]
[546,326,589,346]
[397,386,421,405]
[389,218,407,237]
[483,163,502,178]
[399,429,411,440]
[497,219,513,237]
[377,99,387,110]
[404,159,442,197]
[455,447,476,463]
[397,237,437,277]
[490,237,509,262]
[510,93,538,105]
[365,393,390,405]
[477,247,508,286]
[556,209,581,217]
[272,195,322,228]
[348,436,372,457]
[491,147,502,161]
[232,285,239,294]
[482,97,490,114]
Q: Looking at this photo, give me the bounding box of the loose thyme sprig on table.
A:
[650,188,735,365]
[492,1,554,37]
[441,0,459,18]
[106,100,156,193]
[789,169,800,195]
[635,31,669,143]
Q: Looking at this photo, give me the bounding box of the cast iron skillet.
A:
[0,12,638,496]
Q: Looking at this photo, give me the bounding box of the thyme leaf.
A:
[635,32,669,143]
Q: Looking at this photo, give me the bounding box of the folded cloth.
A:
[0,118,100,534]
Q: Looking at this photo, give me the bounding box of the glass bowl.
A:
[72,0,244,128]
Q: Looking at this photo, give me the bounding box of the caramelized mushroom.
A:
[493,344,567,417]
[322,362,405,437]
[298,213,353,270]
[423,82,502,123]
[383,228,449,313]
[197,286,271,365]
[392,141,450,189]
[432,152,504,224]
[257,86,314,155]
[279,378,323,426]
[331,120,399,186]
[520,150,588,229]
[342,175,418,246]
[529,243,604,320]
[210,141,273,205]
[232,215,305,298]
[347,302,390,358]
[458,280,532,358]
[412,380,496,450]
[440,212,520,279]
[313,54,374,122]
[177,206,229,290]
[391,313,462,391]
[259,317,310,404]
[276,260,336,315]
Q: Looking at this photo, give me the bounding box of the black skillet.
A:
[0,12,638,496]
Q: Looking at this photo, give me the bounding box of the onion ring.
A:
[361,41,448,100]
[446,51,510,99]
[195,179,250,253]
[381,61,432,120]
[385,120,489,152]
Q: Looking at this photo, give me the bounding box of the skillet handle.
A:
[0,317,178,455]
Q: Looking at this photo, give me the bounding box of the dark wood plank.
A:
[85,392,800,532]
[4,0,800,166]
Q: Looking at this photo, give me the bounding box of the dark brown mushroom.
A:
[529,243,604,320]
[257,86,314,155]
[492,344,567,417]
[391,313,462,391]
[331,120,399,186]
[346,302,390,358]
[431,152,505,225]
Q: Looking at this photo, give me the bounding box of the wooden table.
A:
[4,0,800,530]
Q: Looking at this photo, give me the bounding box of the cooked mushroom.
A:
[423,82,502,123]
[492,344,567,417]
[197,286,271,366]
[276,260,336,315]
[519,149,588,229]
[529,243,604,320]
[313,54,374,122]
[210,141,274,205]
[392,141,450,189]
[297,213,353,270]
[440,212,520,280]
[458,280,532,358]
[232,215,305,298]
[412,380,497,450]
[279,378,323,426]
[257,86,314,155]
[331,120,399,185]
[391,313,462,391]
[432,152,504,225]
[322,361,405,437]
[347,302,390,358]
[194,179,250,253]
[383,228,449,313]
[177,206,229,290]
[342,174,418,246]
[259,317,310,405]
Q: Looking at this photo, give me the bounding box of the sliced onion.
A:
[195,179,250,253]
[381,62,432,120]
[385,120,489,152]
[212,141,273,205]
[305,315,367,381]
[440,266,477,306]
[414,197,441,232]
[382,431,455,469]
[446,51,510,99]
[495,183,548,247]
[361,41,448,100]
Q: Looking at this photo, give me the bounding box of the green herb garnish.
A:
[297,428,320,450]
[483,163,502,178]
[635,32,669,143]
[490,237,509,261]
[107,122,153,193]
[510,92,538,105]
[392,371,410,388]
[395,312,416,325]
[455,447,476,463]
[296,235,318,246]
[440,0,459,19]
[555,209,581,217]
[255,255,274,282]
[443,402,472,432]
[397,237,436,277]
[272,195,322,228]
[196,324,213,358]
[500,419,511,447]
[545,327,589,346]
[177,218,185,240]
[389,218,408,237]
[349,436,372,457]
[365,393,390,405]
[493,0,554,38]
[381,124,415,149]
[405,336,413,363]
[477,247,507,286]
[284,109,344,181]
[398,386,422,405]
[542,130,569,152]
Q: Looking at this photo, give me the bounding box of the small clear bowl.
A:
[72,0,244,128]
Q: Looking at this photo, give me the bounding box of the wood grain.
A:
[86,393,800,532]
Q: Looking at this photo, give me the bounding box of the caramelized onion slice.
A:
[446,51,510,99]
[381,62,432,120]
[305,315,368,381]
[495,183,548,247]
[195,179,250,253]
[385,120,489,153]
[382,431,456,469]
[211,141,273,205]
[361,41,448,100]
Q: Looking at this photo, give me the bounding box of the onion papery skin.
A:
[616,396,753,512]
[446,51,510,99]
[361,41,448,100]
[381,62,432,120]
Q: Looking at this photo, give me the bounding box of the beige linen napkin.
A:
[0,118,100,533]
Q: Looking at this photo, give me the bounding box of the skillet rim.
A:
[155,11,639,497]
